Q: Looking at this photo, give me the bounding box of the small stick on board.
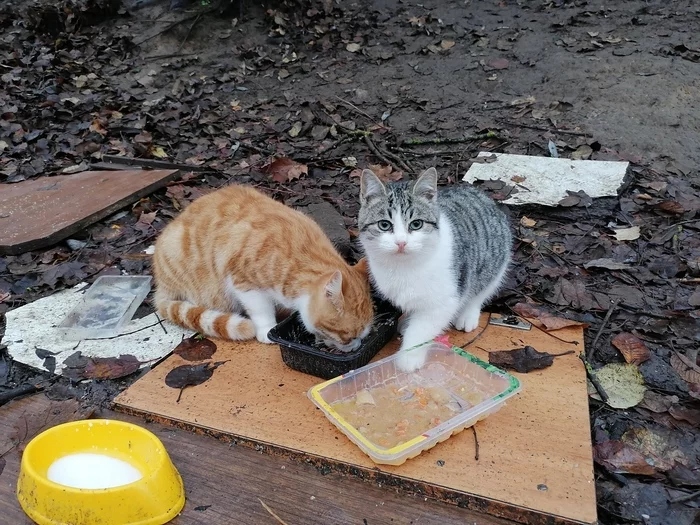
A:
[259,499,289,525]
[471,426,480,461]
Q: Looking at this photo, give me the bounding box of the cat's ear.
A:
[413,167,438,202]
[360,170,386,202]
[324,270,344,311]
[354,257,369,275]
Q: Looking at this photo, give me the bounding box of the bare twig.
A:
[144,52,199,61]
[498,119,591,137]
[133,11,206,46]
[401,132,499,146]
[177,13,201,53]
[334,96,381,126]
[0,383,44,406]
[669,490,700,504]
[588,299,621,360]
[83,320,165,341]
[259,499,289,525]
[365,136,399,171]
[471,426,480,461]
[155,312,169,335]
[579,354,609,403]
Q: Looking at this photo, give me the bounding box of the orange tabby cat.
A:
[153,184,374,351]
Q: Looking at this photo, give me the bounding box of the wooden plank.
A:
[0,395,513,525]
[114,315,597,525]
[0,170,179,255]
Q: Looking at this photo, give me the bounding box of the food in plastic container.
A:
[268,296,400,379]
[308,342,521,465]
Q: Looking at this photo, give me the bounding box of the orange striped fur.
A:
[153,184,374,350]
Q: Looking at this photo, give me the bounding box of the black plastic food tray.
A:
[268,297,400,380]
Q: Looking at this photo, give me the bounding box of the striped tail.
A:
[157,299,255,341]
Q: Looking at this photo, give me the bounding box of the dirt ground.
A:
[1,0,699,523]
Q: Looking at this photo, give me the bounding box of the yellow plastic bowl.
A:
[17,419,185,525]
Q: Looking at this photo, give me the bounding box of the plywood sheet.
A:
[0,170,179,255]
[114,315,596,525]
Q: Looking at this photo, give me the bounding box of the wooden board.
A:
[0,170,179,255]
[0,394,513,525]
[115,315,597,525]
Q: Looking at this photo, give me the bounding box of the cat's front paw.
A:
[454,306,481,333]
[256,327,275,344]
[396,348,427,372]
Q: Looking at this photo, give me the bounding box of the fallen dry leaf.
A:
[594,363,646,409]
[149,145,169,159]
[670,352,700,386]
[486,58,509,69]
[668,405,700,427]
[512,302,588,331]
[614,226,640,241]
[82,355,143,380]
[583,258,631,271]
[266,158,308,183]
[639,391,678,413]
[656,200,684,215]
[173,337,217,361]
[571,145,593,160]
[612,333,651,365]
[134,131,153,144]
[488,346,572,373]
[594,440,657,476]
[89,119,108,136]
[165,361,228,402]
[622,426,691,472]
[288,121,303,138]
[558,194,581,207]
[520,216,536,227]
[368,164,403,182]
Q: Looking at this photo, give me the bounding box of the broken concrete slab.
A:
[299,201,352,260]
[0,169,179,255]
[463,152,628,207]
[5,283,191,377]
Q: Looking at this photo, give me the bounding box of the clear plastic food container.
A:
[308,342,521,465]
[58,276,152,340]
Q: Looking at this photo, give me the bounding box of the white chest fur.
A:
[366,216,459,314]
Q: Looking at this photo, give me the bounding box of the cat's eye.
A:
[377,220,392,231]
[409,220,424,231]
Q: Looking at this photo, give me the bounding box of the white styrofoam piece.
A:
[5,283,191,376]
[462,152,629,206]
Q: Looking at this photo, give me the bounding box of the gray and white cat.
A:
[358,167,512,372]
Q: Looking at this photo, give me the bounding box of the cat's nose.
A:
[395,241,407,253]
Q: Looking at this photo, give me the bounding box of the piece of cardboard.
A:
[463,152,628,206]
[114,315,596,525]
